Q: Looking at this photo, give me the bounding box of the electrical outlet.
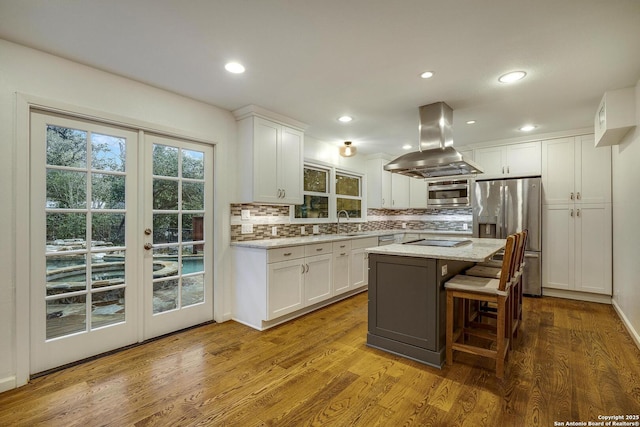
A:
[402,223,407,229]
[301,226,306,235]
[357,224,362,231]
[313,225,319,234]
[441,264,448,277]
[241,209,250,220]
[241,223,253,234]
[463,223,468,231]
[271,226,278,236]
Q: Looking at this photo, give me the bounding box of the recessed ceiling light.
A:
[402,144,412,150]
[338,115,353,123]
[420,71,434,79]
[519,124,537,132]
[498,71,526,83]
[225,62,245,74]
[466,120,477,125]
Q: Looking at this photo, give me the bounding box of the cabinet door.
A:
[366,158,392,208]
[267,258,304,320]
[280,126,304,204]
[475,146,505,179]
[506,141,541,177]
[542,205,574,290]
[542,137,575,205]
[349,248,367,289]
[391,173,410,208]
[333,251,351,295]
[576,135,611,204]
[253,118,281,203]
[304,253,333,305]
[575,204,612,295]
[409,178,427,208]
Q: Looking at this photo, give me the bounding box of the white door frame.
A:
[14,94,220,387]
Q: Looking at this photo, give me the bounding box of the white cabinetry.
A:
[474,141,541,180]
[541,134,612,296]
[333,240,351,295]
[303,248,333,306]
[409,178,428,208]
[235,110,304,204]
[349,237,377,290]
[367,157,392,208]
[391,174,410,208]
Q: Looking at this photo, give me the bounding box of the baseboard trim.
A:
[0,376,16,393]
[611,299,640,351]
[542,288,612,304]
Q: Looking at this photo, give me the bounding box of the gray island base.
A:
[365,238,505,368]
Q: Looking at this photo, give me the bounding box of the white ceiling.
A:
[1,0,639,155]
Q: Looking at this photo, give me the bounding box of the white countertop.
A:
[365,237,505,262]
[230,229,472,249]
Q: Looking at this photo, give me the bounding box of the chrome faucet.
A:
[337,210,350,234]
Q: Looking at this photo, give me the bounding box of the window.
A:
[336,172,362,219]
[293,165,330,219]
[292,163,364,223]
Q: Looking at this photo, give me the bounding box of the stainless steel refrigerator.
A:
[473,177,542,296]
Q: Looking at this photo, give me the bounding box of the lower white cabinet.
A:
[542,203,612,295]
[233,236,377,330]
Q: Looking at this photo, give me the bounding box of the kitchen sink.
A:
[404,238,471,247]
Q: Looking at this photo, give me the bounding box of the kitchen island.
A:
[365,237,505,368]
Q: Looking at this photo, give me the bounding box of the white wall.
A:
[0,39,237,390]
[304,135,368,173]
[611,79,640,346]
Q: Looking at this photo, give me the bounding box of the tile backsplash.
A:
[230,203,472,242]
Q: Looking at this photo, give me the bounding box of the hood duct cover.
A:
[384,102,483,178]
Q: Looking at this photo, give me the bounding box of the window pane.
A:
[182,214,203,243]
[46,125,87,168]
[153,279,179,313]
[152,144,178,177]
[182,275,204,307]
[91,250,126,289]
[47,295,87,339]
[152,246,179,278]
[294,195,329,218]
[46,169,87,209]
[92,213,125,247]
[337,198,362,218]
[92,173,125,209]
[92,133,125,172]
[46,213,86,249]
[153,214,179,243]
[182,244,204,274]
[182,182,204,210]
[91,288,125,329]
[46,253,87,296]
[153,178,179,210]
[182,149,204,179]
[303,168,327,193]
[336,174,360,196]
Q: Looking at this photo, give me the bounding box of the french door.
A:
[29,111,213,374]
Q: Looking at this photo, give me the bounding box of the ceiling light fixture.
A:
[420,71,434,79]
[466,120,477,125]
[225,62,245,74]
[338,115,353,123]
[402,144,412,150]
[339,141,357,157]
[498,71,526,83]
[519,124,537,132]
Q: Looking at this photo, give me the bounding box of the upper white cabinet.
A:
[409,178,428,208]
[541,135,611,205]
[594,87,636,147]
[474,141,541,180]
[366,157,392,208]
[391,174,410,208]
[234,106,305,204]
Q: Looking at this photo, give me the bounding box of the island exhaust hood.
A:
[384,102,483,178]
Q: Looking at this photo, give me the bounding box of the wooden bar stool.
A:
[445,234,518,379]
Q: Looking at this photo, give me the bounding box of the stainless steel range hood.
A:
[384,102,483,178]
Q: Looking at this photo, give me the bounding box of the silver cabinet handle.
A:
[283,189,286,198]
[316,248,323,252]
[577,192,581,200]
[305,264,309,273]
[577,209,581,217]
[301,264,305,274]
[507,166,510,173]
[340,252,346,256]
[502,166,505,174]
[283,252,292,256]
[570,209,574,217]
[570,192,574,200]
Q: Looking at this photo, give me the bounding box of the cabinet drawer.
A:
[351,236,378,250]
[268,245,305,263]
[332,240,352,255]
[305,242,333,257]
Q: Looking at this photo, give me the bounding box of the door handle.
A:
[144,243,153,250]
[144,228,152,235]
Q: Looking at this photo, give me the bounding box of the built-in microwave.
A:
[426,178,472,208]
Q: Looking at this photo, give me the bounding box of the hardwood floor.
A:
[1,293,639,426]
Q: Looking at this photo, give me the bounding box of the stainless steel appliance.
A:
[427,178,472,208]
[473,177,542,296]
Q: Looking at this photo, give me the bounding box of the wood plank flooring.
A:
[1,293,639,426]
